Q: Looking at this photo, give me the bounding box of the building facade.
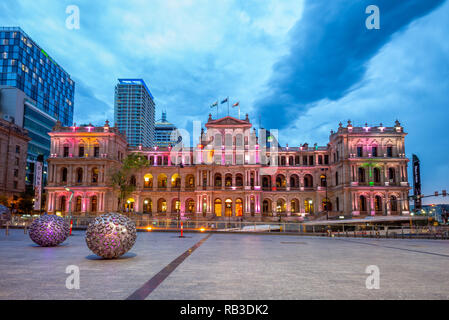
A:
[0,27,74,187]
[0,86,57,185]
[114,79,155,147]
[0,118,30,200]
[155,111,179,148]
[46,115,411,219]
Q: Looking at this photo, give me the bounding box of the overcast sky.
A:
[1,0,448,204]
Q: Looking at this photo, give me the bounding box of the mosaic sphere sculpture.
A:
[29,215,70,247]
[85,213,137,259]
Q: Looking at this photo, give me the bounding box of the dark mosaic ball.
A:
[85,213,137,259]
[29,215,70,247]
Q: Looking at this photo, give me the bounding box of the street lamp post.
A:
[178,162,184,238]
[64,186,74,235]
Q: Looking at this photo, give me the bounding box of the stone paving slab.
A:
[0,229,448,300]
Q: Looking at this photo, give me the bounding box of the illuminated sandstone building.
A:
[45,115,410,219]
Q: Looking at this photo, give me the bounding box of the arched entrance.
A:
[214,199,222,217]
[143,199,152,214]
[125,198,134,212]
[157,198,167,213]
[236,198,243,217]
[91,195,98,213]
[185,199,195,214]
[225,199,232,217]
[304,199,313,214]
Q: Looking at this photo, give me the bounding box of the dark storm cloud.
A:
[257,0,446,130]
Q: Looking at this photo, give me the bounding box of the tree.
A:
[109,153,149,212]
[17,190,34,215]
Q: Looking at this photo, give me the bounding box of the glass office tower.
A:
[155,111,179,147]
[0,27,75,186]
[114,79,155,147]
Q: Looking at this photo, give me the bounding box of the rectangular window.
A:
[15,145,20,153]
[324,155,329,165]
[372,147,378,157]
[79,146,84,157]
[63,146,69,157]
[94,146,100,158]
[302,156,308,165]
[357,146,363,157]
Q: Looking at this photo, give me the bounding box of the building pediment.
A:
[206,116,252,129]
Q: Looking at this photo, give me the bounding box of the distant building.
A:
[0,118,30,200]
[155,111,179,148]
[114,79,155,147]
[415,204,449,224]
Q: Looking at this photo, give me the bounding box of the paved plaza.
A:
[0,229,448,300]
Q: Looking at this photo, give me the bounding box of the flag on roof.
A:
[210,101,218,108]
[232,102,239,107]
[221,97,228,104]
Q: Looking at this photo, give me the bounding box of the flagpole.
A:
[227,96,230,116]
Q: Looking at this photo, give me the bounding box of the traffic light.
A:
[435,191,439,197]
[443,190,447,197]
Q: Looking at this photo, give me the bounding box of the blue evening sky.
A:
[1,0,448,203]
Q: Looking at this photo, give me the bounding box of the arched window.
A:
[144,174,153,188]
[75,196,82,212]
[76,168,83,183]
[236,198,243,216]
[304,199,313,214]
[276,199,286,213]
[214,173,222,187]
[262,176,271,189]
[186,199,195,214]
[390,196,398,212]
[61,167,68,183]
[263,199,271,214]
[375,196,382,212]
[157,198,167,213]
[291,199,299,213]
[290,175,299,189]
[236,174,243,187]
[320,174,327,187]
[225,174,232,187]
[171,174,181,188]
[185,175,195,188]
[214,198,222,217]
[276,175,286,188]
[91,196,98,212]
[60,196,66,212]
[304,174,313,188]
[158,174,167,188]
[143,199,152,214]
[359,195,367,212]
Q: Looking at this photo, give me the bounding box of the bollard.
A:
[24,223,27,234]
[5,222,9,236]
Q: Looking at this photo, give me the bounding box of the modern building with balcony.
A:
[45,114,411,219]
